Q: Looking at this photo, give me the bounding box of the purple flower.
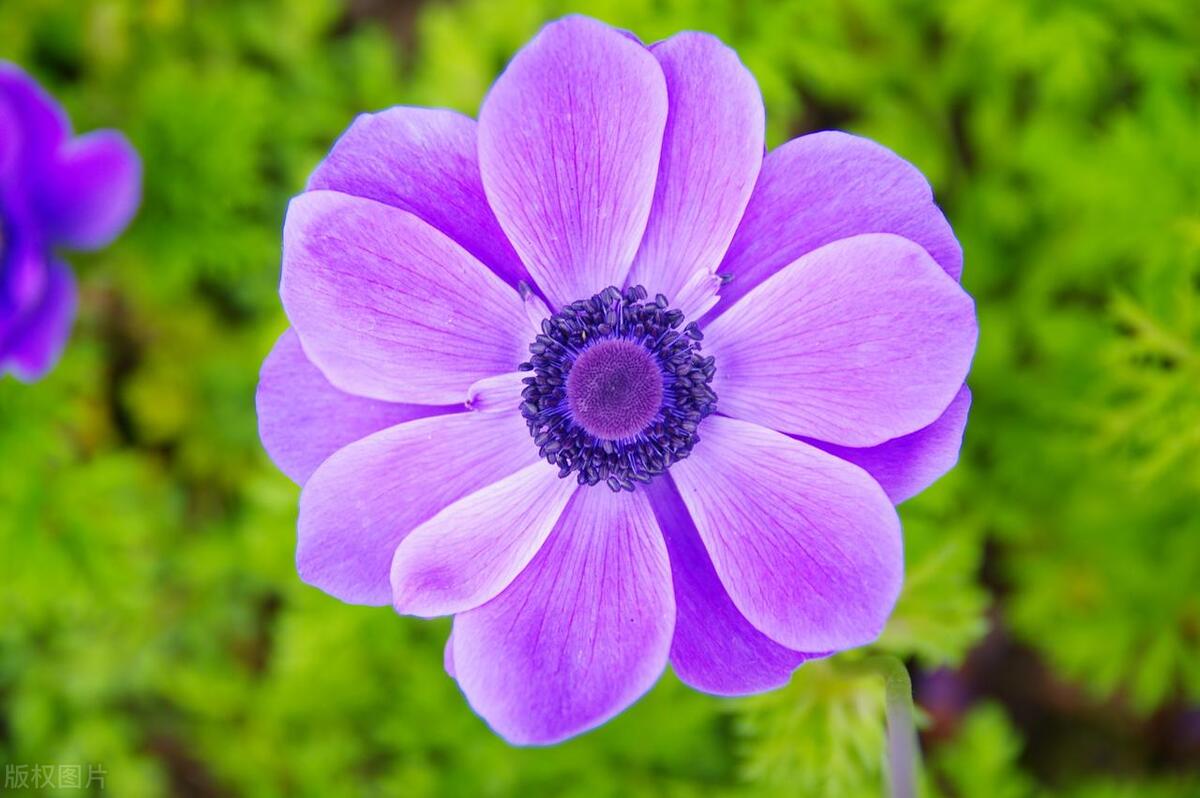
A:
[0,63,141,381]
[257,16,977,745]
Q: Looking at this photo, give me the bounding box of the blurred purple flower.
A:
[257,16,977,744]
[0,63,140,381]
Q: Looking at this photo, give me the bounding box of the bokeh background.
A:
[1,0,1198,795]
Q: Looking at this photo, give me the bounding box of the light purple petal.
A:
[453,488,673,745]
[645,477,811,696]
[704,233,977,446]
[671,269,723,323]
[709,130,962,320]
[390,462,577,617]
[519,287,552,335]
[809,385,972,504]
[466,371,526,413]
[444,631,456,680]
[306,107,530,289]
[1,260,75,382]
[280,190,530,404]
[670,415,902,653]
[478,15,667,308]
[296,410,538,605]
[626,33,763,318]
[255,328,457,485]
[35,130,141,250]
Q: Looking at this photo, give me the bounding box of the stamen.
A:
[518,285,718,492]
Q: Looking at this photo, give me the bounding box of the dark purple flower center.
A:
[518,285,717,492]
[566,339,663,440]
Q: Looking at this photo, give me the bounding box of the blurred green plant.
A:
[1,0,1198,796]
[931,703,1035,798]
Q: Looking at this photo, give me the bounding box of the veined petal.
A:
[710,130,961,319]
[627,33,763,318]
[390,462,577,618]
[466,371,526,413]
[453,487,673,745]
[478,16,667,307]
[520,286,552,336]
[255,329,457,485]
[809,385,972,504]
[280,190,530,404]
[670,415,902,653]
[704,233,977,446]
[670,268,723,323]
[646,477,812,696]
[296,410,538,605]
[307,107,530,289]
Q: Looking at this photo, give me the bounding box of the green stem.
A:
[840,655,920,798]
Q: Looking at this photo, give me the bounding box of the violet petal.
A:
[670,415,902,652]
[281,190,530,404]
[453,488,673,745]
[704,233,976,446]
[627,33,763,318]
[478,15,667,307]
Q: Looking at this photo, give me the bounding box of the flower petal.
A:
[444,631,456,680]
[0,92,17,174]
[35,130,141,250]
[280,190,530,404]
[671,268,724,323]
[670,415,902,653]
[478,16,667,307]
[390,462,577,617]
[0,212,49,339]
[0,63,68,178]
[519,286,552,336]
[306,107,529,289]
[466,371,526,413]
[645,477,811,696]
[453,487,673,745]
[296,410,538,605]
[710,130,962,319]
[627,33,763,318]
[0,260,75,382]
[704,233,977,446]
[255,329,456,485]
[809,384,972,504]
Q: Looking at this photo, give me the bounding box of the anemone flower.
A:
[0,62,141,381]
[257,15,976,745]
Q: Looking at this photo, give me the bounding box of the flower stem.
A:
[839,655,921,798]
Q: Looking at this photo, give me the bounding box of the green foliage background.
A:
[1,0,1197,795]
